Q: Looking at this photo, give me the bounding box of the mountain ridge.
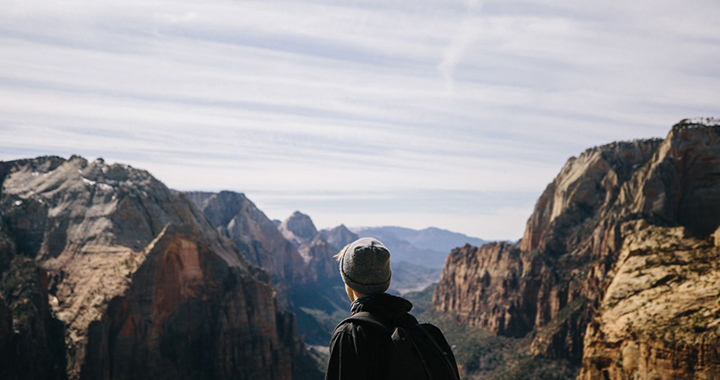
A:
[0,155,319,380]
[431,119,720,379]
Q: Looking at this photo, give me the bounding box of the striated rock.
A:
[79,224,308,380]
[303,235,339,280]
[187,191,306,286]
[433,119,720,376]
[579,221,720,379]
[622,121,720,237]
[520,138,661,256]
[433,243,532,336]
[278,212,342,281]
[0,156,319,380]
[280,211,318,248]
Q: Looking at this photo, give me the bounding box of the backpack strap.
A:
[338,311,392,333]
[417,324,460,380]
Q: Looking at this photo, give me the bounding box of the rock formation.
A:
[433,119,720,378]
[318,224,358,253]
[0,156,319,380]
[580,221,720,379]
[279,211,347,281]
[187,191,306,286]
[0,256,67,380]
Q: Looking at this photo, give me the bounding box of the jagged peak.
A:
[281,211,317,240]
[328,224,351,233]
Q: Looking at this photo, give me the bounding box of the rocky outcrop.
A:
[280,211,318,249]
[579,221,720,379]
[318,224,358,252]
[0,156,319,380]
[433,243,532,336]
[278,211,344,281]
[187,191,306,285]
[433,119,720,377]
[0,257,67,380]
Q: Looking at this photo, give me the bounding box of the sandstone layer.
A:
[433,119,720,377]
[187,191,307,285]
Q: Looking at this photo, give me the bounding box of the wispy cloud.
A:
[1,0,719,240]
[438,0,484,92]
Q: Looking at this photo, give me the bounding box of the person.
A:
[324,237,459,380]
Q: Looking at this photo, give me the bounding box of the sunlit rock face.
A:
[0,156,318,380]
[187,191,307,286]
[433,119,720,377]
[579,221,720,379]
[278,211,350,281]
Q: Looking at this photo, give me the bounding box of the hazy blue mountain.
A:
[351,226,485,268]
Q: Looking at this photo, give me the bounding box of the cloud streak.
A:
[438,0,484,92]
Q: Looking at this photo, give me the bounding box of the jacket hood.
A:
[350,292,417,327]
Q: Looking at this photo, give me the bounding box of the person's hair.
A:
[333,244,350,262]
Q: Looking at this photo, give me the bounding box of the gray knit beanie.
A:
[339,237,392,294]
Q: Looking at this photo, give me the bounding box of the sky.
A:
[1,0,719,241]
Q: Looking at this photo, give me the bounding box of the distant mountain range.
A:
[351,226,486,268]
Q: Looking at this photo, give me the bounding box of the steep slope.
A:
[0,256,67,380]
[433,119,720,378]
[279,211,339,281]
[318,224,358,252]
[0,156,319,380]
[278,213,350,347]
[186,191,306,285]
[580,221,720,379]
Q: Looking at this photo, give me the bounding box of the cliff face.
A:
[187,191,306,285]
[0,256,67,380]
[433,119,720,377]
[279,211,347,281]
[318,224,358,253]
[579,221,720,379]
[0,156,318,380]
[433,243,531,336]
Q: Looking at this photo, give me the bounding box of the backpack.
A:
[339,311,460,380]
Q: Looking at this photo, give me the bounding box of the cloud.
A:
[438,0,484,92]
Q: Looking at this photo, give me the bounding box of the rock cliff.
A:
[187,191,307,286]
[0,156,319,380]
[279,211,346,281]
[433,119,720,378]
[318,224,358,253]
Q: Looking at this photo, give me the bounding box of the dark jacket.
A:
[324,293,418,380]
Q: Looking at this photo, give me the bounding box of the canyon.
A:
[3,118,716,379]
